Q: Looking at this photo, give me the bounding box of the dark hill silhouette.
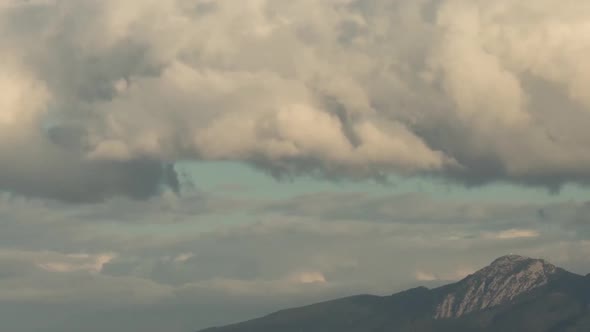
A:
[199,255,590,332]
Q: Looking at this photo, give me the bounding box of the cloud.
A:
[415,271,437,282]
[415,267,475,282]
[38,253,116,273]
[289,271,328,285]
[484,229,541,240]
[1,0,590,200]
[2,0,590,328]
[260,191,549,228]
[1,189,590,331]
[172,253,194,263]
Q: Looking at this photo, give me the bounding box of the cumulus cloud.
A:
[1,0,590,200]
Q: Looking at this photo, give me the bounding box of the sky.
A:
[1,0,590,331]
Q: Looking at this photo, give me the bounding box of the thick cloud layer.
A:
[2,0,590,200]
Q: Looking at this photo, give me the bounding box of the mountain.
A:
[433,254,563,318]
[199,255,590,332]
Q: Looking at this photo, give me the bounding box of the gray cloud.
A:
[2,0,590,200]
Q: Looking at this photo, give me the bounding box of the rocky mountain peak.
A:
[434,255,560,319]
[485,255,557,278]
[490,254,529,265]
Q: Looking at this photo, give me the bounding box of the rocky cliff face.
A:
[434,255,560,319]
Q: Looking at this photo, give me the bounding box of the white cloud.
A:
[2,0,590,200]
[289,271,327,284]
[173,253,194,263]
[415,271,437,282]
[484,229,541,240]
[38,253,116,273]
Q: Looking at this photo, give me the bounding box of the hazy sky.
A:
[1,0,590,331]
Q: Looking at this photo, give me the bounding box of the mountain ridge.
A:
[199,255,590,332]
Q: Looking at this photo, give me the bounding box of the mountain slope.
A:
[199,255,590,332]
[433,255,565,318]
